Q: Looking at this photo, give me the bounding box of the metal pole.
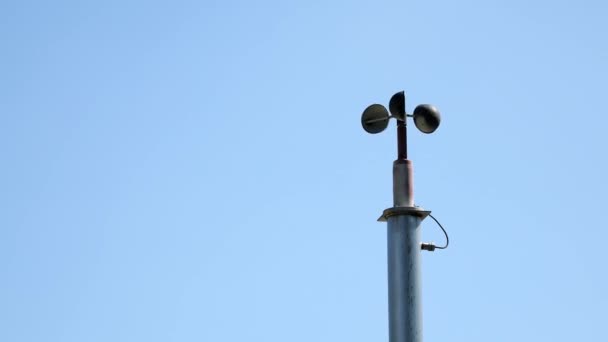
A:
[381,123,427,342]
[387,214,422,342]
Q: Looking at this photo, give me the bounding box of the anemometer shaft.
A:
[387,158,423,342]
[397,120,407,160]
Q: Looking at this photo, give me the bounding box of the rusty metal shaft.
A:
[397,120,407,160]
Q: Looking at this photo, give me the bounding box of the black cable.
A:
[428,214,449,250]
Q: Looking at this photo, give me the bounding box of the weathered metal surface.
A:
[378,207,430,222]
[385,155,426,342]
[387,214,423,342]
[392,160,414,207]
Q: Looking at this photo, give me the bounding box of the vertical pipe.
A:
[387,215,422,342]
[393,160,413,207]
[388,154,422,342]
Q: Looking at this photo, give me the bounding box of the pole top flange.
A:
[377,206,431,222]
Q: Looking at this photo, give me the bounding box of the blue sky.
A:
[2,0,607,341]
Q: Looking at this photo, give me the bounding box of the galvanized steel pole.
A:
[378,120,430,342]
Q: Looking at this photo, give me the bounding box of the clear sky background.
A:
[2,0,607,341]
